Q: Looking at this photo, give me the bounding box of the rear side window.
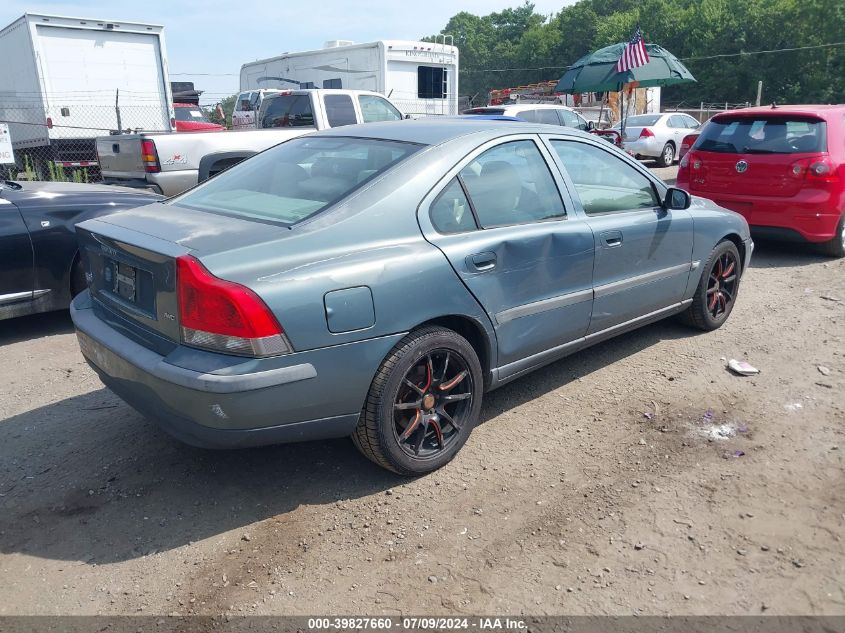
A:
[695,116,827,154]
[358,95,403,122]
[516,110,538,123]
[458,140,565,228]
[260,95,314,128]
[171,137,421,225]
[324,94,357,127]
[430,178,476,234]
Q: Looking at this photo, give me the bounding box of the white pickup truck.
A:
[96,89,405,196]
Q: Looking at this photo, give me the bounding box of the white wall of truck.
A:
[0,13,173,165]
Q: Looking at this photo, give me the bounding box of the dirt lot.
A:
[1,166,843,616]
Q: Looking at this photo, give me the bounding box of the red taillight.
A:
[140,139,160,173]
[790,156,839,184]
[639,127,654,138]
[176,255,291,357]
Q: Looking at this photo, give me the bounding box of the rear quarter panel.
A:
[194,142,498,367]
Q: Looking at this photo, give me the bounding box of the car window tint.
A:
[459,140,565,228]
[696,116,827,154]
[558,109,580,128]
[324,94,357,127]
[536,109,560,125]
[171,137,420,225]
[358,95,403,123]
[430,178,476,234]
[260,95,315,128]
[551,140,659,215]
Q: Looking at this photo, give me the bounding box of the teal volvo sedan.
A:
[71,119,752,475]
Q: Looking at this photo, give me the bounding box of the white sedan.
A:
[614,113,701,167]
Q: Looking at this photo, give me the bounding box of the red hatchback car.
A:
[677,105,845,257]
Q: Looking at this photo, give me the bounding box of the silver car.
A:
[71,119,751,475]
[616,112,701,166]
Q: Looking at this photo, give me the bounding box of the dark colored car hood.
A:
[3,180,163,206]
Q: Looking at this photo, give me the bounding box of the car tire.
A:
[658,142,675,167]
[679,240,742,331]
[352,326,483,476]
[819,214,845,258]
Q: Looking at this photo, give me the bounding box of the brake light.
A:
[790,156,839,184]
[176,255,292,357]
[140,139,160,173]
[639,128,654,138]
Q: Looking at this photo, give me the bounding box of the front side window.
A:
[536,109,561,125]
[358,95,403,122]
[324,94,357,127]
[551,140,659,215]
[171,137,421,225]
[260,95,314,128]
[418,66,447,99]
[458,140,565,228]
[695,116,827,154]
[558,109,581,129]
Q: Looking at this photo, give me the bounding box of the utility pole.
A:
[755,81,763,107]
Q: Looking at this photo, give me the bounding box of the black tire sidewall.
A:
[696,241,741,328]
[375,330,482,475]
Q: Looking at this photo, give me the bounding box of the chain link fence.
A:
[0,99,171,183]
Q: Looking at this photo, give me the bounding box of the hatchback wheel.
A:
[658,142,675,167]
[680,240,741,331]
[352,326,482,475]
[819,214,845,258]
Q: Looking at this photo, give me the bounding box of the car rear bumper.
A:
[622,137,662,158]
[71,291,404,449]
[102,170,198,197]
[690,190,843,243]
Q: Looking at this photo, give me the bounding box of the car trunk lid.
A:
[76,204,290,349]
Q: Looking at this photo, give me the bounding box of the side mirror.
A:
[586,120,595,131]
[404,114,412,119]
[664,187,691,210]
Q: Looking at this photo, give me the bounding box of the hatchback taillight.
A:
[140,139,160,174]
[639,128,654,138]
[790,156,839,184]
[176,255,292,357]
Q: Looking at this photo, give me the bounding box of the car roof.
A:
[316,117,596,146]
[712,104,845,119]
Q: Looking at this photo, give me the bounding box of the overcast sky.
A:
[2,0,576,102]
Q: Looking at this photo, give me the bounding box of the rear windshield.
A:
[695,116,827,154]
[464,108,505,115]
[260,94,315,128]
[170,136,422,225]
[174,107,209,122]
[614,114,661,128]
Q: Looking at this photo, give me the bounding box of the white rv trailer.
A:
[239,39,459,118]
[0,13,173,172]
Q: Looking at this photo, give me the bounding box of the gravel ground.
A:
[1,167,843,616]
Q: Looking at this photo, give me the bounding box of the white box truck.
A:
[0,13,173,176]
[237,38,458,123]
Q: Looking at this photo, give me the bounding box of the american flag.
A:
[616,26,649,72]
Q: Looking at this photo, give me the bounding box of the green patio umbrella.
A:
[555,42,696,94]
[555,42,695,135]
